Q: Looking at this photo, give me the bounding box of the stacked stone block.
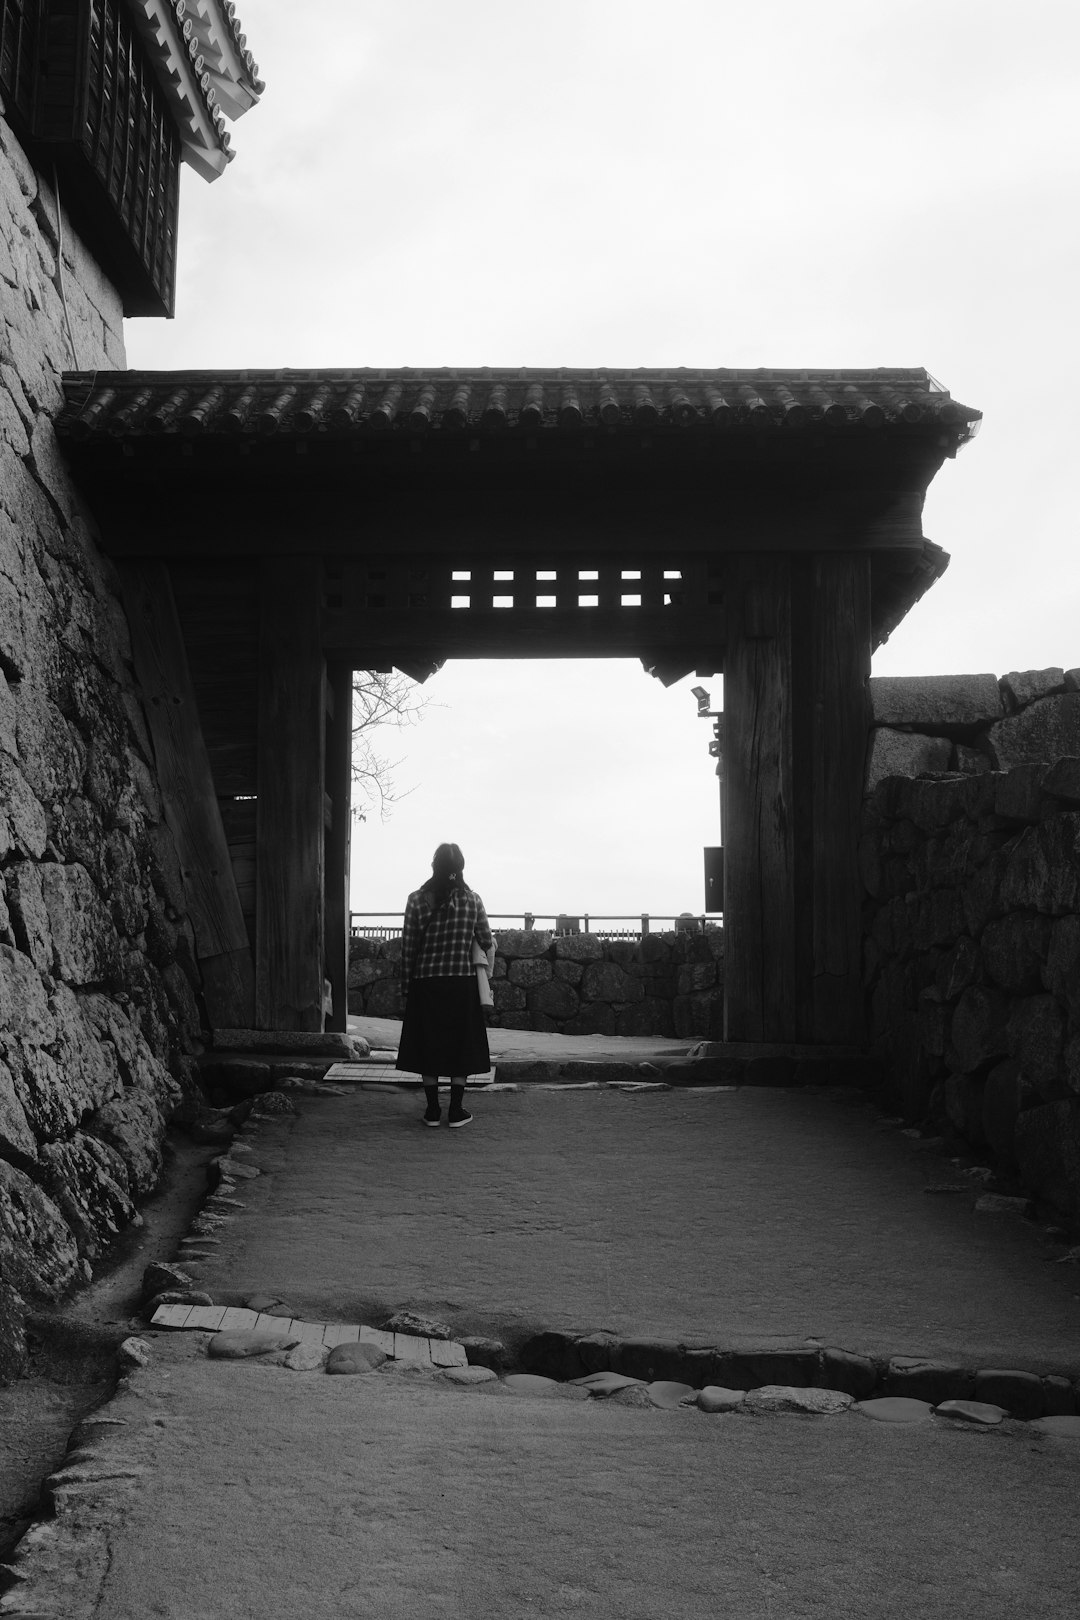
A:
[349,927,725,1041]
[866,669,1080,789]
[1,113,200,1371]
[861,761,1080,1216]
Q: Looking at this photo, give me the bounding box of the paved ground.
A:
[6,1028,1080,1619]
[196,1082,1079,1371]
[33,1340,1080,1620]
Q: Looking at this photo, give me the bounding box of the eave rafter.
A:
[128,0,264,180]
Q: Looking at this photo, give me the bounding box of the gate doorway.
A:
[57,366,979,1046]
[346,655,726,940]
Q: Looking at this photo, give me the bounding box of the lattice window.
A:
[6,0,180,317]
[0,0,40,128]
[82,0,180,307]
[441,562,692,612]
[331,557,721,619]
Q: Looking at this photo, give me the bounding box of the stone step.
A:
[324,1063,496,1086]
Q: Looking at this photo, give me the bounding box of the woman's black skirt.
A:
[396,976,491,1078]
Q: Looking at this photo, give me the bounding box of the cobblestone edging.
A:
[349,928,725,1041]
[119,1312,1080,1440]
[133,1303,1080,1433]
[516,1328,1078,1419]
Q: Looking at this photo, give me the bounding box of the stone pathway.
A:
[6,1070,1080,1619]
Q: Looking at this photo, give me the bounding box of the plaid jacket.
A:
[400,885,493,996]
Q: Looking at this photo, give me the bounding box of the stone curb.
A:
[491,1055,885,1087]
[516,1330,1079,1418]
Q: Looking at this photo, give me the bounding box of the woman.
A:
[396,842,493,1127]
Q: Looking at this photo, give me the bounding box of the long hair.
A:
[421,842,467,910]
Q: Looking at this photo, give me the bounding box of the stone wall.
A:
[861,762,1080,1217]
[1,112,200,1372]
[867,668,1080,789]
[350,928,725,1041]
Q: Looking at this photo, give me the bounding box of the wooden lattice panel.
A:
[333,558,723,615]
[0,0,39,128]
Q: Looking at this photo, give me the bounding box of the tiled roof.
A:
[129,2,263,180]
[58,367,980,443]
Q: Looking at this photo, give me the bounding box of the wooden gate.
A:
[57,366,979,1043]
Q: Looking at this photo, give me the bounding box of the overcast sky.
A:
[126,1,1079,919]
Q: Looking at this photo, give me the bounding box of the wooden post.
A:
[119,560,255,1029]
[723,554,796,1042]
[805,553,870,1044]
[255,558,327,1030]
[323,662,353,1033]
[723,551,870,1045]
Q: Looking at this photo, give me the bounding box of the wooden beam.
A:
[255,559,327,1031]
[90,495,928,560]
[81,455,929,561]
[723,555,796,1042]
[323,662,353,1033]
[320,606,727,663]
[118,561,254,1027]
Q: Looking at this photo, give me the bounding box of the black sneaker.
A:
[423,1100,442,1127]
[447,1102,472,1128]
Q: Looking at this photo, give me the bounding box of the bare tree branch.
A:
[351,670,428,821]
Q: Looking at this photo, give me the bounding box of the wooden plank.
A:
[809,553,871,1043]
[322,1323,361,1348]
[255,558,327,1031]
[229,841,256,926]
[295,1320,328,1343]
[324,662,352,1032]
[429,1340,469,1368]
[169,562,259,799]
[393,1333,433,1363]
[723,554,796,1042]
[199,949,257,1025]
[151,1303,195,1329]
[216,1307,261,1332]
[119,560,255,1027]
[358,1326,395,1355]
[789,557,817,1045]
[182,1306,230,1331]
[252,1313,290,1334]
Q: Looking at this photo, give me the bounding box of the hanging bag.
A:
[471,939,495,1006]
